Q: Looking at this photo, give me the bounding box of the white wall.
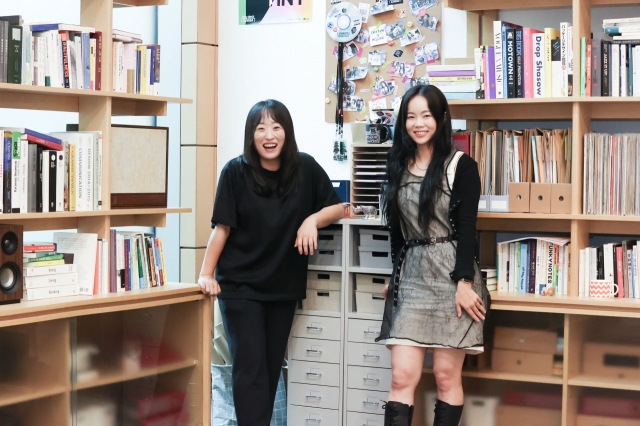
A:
[218,2,467,180]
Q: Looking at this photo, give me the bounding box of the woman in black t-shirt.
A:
[199,99,344,426]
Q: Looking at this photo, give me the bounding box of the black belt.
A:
[391,235,456,306]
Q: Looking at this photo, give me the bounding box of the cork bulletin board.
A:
[325,0,442,123]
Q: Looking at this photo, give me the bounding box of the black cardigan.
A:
[389,153,481,283]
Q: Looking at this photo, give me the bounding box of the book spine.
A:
[24,263,77,277]
[69,142,75,211]
[60,36,70,88]
[474,47,484,99]
[24,272,78,290]
[24,254,63,262]
[602,40,610,96]
[568,25,574,96]
[89,38,96,90]
[591,40,601,96]
[85,134,92,211]
[154,44,160,95]
[586,41,592,97]
[552,37,563,97]
[7,25,22,84]
[533,33,545,98]
[560,22,568,97]
[11,133,20,213]
[19,137,27,213]
[56,150,65,211]
[24,284,78,300]
[94,32,102,90]
[494,21,504,99]
[612,44,620,97]
[82,32,90,90]
[124,238,130,291]
[506,29,516,98]
[96,132,102,210]
[27,144,36,212]
[48,150,56,212]
[620,43,628,97]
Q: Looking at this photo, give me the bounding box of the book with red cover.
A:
[452,134,470,155]
[580,396,640,418]
[504,391,563,410]
[137,391,186,421]
[1,128,62,151]
[24,242,57,253]
[142,411,189,426]
[90,31,102,91]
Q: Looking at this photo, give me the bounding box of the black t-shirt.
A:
[211,153,342,301]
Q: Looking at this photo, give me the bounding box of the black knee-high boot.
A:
[383,401,414,426]
[433,399,463,426]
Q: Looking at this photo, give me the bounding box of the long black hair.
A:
[382,85,452,232]
[242,99,300,197]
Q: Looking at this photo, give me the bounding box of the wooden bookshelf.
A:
[0,384,69,408]
[568,376,640,392]
[423,367,564,385]
[114,0,169,6]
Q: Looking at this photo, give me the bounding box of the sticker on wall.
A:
[359,3,371,23]
[389,61,416,78]
[385,20,405,40]
[369,98,388,119]
[400,28,423,46]
[389,0,404,4]
[370,0,394,15]
[328,77,357,95]
[344,95,366,112]
[373,79,398,99]
[239,0,313,25]
[414,41,439,64]
[368,49,387,66]
[355,28,370,44]
[345,66,369,80]
[394,50,404,57]
[369,26,388,46]
[326,2,363,42]
[417,13,438,31]
[408,0,438,16]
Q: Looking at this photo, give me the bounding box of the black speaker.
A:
[0,225,22,305]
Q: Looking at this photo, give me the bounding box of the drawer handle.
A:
[363,354,380,360]
[364,330,380,336]
[363,375,380,384]
[305,415,322,423]
[306,372,323,378]
[306,326,324,332]
[306,349,323,355]
[363,400,380,407]
[363,421,380,426]
[306,394,322,401]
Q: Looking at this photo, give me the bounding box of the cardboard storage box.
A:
[494,326,558,354]
[490,195,509,212]
[359,229,391,249]
[358,246,393,269]
[491,348,554,376]
[576,415,640,426]
[355,274,391,291]
[303,289,341,312]
[462,395,501,426]
[580,395,640,419]
[495,405,561,426]
[550,183,572,214]
[583,342,640,380]
[508,182,531,213]
[309,248,342,266]
[529,183,552,213]
[308,271,341,291]
[355,290,385,314]
[317,229,342,250]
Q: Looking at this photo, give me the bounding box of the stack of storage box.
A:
[491,326,560,377]
[303,271,341,312]
[357,229,392,270]
[309,229,343,267]
[355,274,388,314]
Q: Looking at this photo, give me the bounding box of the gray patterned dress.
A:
[379,161,486,354]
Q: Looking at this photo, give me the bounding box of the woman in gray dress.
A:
[377,85,488,426]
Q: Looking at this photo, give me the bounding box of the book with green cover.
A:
[7,25,22,84]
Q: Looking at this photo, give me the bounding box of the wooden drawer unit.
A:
[288,383,341,410]
[289,360,340,387]
[347,366,392,391]
[347,342,392,368]
[348,319,383,344]
[290,337,341,364]
[291,315,341,341]
[346,388,388,415]
[287,405,340,425]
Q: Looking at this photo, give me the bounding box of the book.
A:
[551,37,563,97]
[7,25,22,84]
[24,272,78,289]
[23,283,78,300]
[545,28,560,97]
[30,23,94,33]
[24,254,63,262]
[532,32,545,98]
[53,232,97,296]
[505,28,516,98]
[591,40,601,96]
[515,27,524,98]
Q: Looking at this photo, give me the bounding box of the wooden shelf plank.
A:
[308,265,343,272]
[0,383,68,408]
[424,367,563,385]
[490,292,640,318]
[76,358,197,390]
[114,0,168,6]
[568,375,640,392]
[0,284,205,327]
[349,267,393,275]
[0,83,190,115]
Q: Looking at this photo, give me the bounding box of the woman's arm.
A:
[295,203,345,255]
[198,224,231,296]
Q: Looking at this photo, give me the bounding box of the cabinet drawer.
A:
[287,405,340,426]
[347,411,385,426]
[291,315,341,341]
[288,383,340,410]
[289,360,340,387]
[348,319,383,344]
[347,342,391,368]
[346,389,388,415]
[290,337,341,364]
[347,366,392,391]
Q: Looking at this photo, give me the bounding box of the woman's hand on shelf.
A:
[456,281,485,322]
[198,274,221,298]
[295,215,318,256]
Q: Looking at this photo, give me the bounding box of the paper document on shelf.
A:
[53,232,97,296]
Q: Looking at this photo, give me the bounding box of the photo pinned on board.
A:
[414,41,439,65]
[344,95,366,112]
[370,26,388,46]
[373,79,398,99]
[328,77,356,96]
[400,28,423,47]
[385,20,405,40]
[359,2,371,23]
[368,49,387,66]
[404,76,429,91]
[345,66,369,80]
[335,42,361,60]
[388,61,416,79]
[408,0,438,16]
[355,28,370,44]
[370,0,395,15]
[417,13,439,31]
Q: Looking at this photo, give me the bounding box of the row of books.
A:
[496,236,571,296]
[424,64,479,101]
[583,133,640,216]
[23,232,167,301]
[0,16,160,95]
[452,128,572,197]
[579,240,640,298]
[0,128,102,213]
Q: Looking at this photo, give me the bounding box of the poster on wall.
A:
[240,0,313,25]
